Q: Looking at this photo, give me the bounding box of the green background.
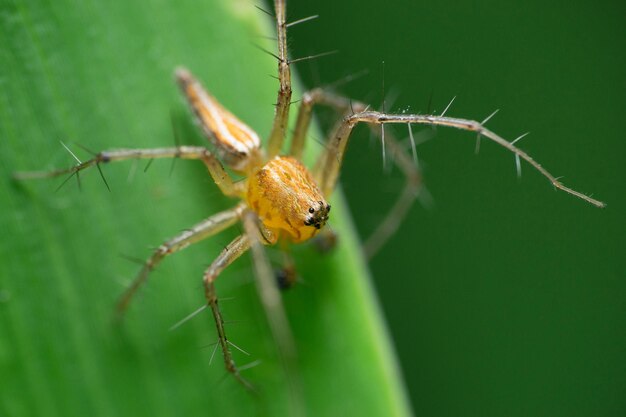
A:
[289,0,625,416]
[1,0,624,416]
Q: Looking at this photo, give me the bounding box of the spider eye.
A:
[308,207,315,213]
[326,204,331,212]
[304,218,312,226]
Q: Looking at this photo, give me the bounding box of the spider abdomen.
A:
[176,67,263,172]
[246,156,330,242]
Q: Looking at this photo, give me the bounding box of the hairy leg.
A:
[14,146,244,197]
[330,111,604,208]
[241,210,304,417]
[266,0,292,158]
[291,89,422,258]
[202,234,252,389]
[115,203,245,318]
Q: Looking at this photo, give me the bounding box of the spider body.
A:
[176,68,262,172]
[246,156,330,243]
[178,68,329,244]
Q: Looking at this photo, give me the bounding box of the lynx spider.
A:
[14,0,604,397]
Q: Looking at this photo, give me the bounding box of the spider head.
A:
[303,201,331,230]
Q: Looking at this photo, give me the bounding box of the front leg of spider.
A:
[290,88,422,259]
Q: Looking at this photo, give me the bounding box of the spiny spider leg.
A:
[13,146,244,197]
[290,88,366,160]
[290,89,422,258]
[266,0,292,158]
[202,234,253,390]
[115,203,245,318]
[333,111,605,208]
[241,210,304,417]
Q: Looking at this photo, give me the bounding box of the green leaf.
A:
[0,1,411,416]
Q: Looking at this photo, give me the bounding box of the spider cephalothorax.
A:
[247,156,330,242]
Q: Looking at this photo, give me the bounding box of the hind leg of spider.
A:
[202,234,255,390]
[115,203,246,319]
[13,146,243,197]
[290,88,423,258]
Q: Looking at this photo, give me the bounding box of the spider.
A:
[14,0,604,398]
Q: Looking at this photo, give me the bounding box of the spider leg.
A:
[362,134,423,258]
[202,211,303,408]
[115,203,245,318]
[290,88,354,159]
[291,89,422,258]
[311,227,338,254]
[275,240,298,290]
[241,210,304,417]
[14,146,244,197]
[323,110,605,208]
[202,233,255,390]
[266,0,292,158]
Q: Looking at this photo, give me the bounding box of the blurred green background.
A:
[1,0,624,416]
[288,0,625,416]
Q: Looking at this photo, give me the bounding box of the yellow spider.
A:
[14,0,604,401]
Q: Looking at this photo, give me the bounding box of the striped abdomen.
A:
[176,67,262,172]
